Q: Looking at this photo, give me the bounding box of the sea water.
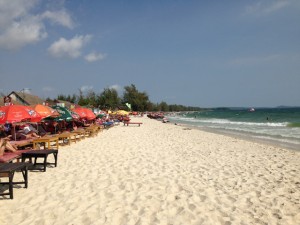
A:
[166,108,300,151]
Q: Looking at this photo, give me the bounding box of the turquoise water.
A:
[166,108,300,151]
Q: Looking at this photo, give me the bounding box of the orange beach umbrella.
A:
[0,105,42,124]
[33,104,60,119]
[72,107,96,120]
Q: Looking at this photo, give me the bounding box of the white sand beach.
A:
[1,117,300,225]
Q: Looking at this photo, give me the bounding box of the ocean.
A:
[166,107,300,151]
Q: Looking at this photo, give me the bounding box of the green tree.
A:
[57,94,77,103]
[146,101,155,112]
[98,87,121,109]
[55,84,204,112]
[85,90,97,107]
[159,101,169,112]
[77,89,89,106]
[122,84,150,111]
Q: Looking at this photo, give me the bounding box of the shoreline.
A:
[171,121,300,152]
[1,117,300,225]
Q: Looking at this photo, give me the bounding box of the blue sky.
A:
[0,0,299,108]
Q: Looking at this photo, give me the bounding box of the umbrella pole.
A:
[12,124,16,141]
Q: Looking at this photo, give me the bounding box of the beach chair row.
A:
[0,124,103,199]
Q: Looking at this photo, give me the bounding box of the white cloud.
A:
[0,0,37,27]
[245,0,290,15]
[0,16,47,50]
[99,84,123,96]
[84,52,107,62]
[264,1,290,13]
[109,84,122,91]
[0,0,46,50]
[0,0,75,50]
[80,85,93,93]
[41,10,74,29]
[48,35,92,58]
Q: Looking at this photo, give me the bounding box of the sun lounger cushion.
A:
[0,152,19,163]
[0,149,32,163]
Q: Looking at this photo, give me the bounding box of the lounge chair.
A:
[0,150,35,163]
[21,149,58,172]
[0,162,32,199]
[123,121,143,126]
[0,152,20,163]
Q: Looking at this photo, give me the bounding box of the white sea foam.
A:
[253,135,300,145]
[169,116,287,127]
[167,115,300,149]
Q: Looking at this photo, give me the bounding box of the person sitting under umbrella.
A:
[14,124,40,140]
[0,137,19,156]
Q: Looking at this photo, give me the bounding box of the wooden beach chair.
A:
[0,162,32,199]
[123,121,143,126]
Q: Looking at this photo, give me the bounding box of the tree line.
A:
[47,84,203,112]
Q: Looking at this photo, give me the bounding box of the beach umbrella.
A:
[96,113,106,119]
[33,104,60,119]
[71,111,80,120]
[72,107,96,120]
[115,110,129,115]
[71,108,86,119]
[0,105,42,124]
[51,105,74,121]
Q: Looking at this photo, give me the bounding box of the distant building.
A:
[1,91,75,109]
[0,91,45,106]
[53,99,73,109]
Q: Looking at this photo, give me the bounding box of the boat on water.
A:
[248,108,255,112]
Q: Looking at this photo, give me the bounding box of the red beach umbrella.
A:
[71,111,80,120]
[72,107,96,120]
[33,104,60,119]
[0,105,42,124]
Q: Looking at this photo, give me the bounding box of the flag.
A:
[125,103,131,110]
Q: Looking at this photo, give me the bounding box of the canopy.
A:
[51,105,74,121]
[71,111,80,120]
[113,110,129,115]
[33,104,60,119]
[72,107,96,120]
[0,105,42,124]
[96,113,106,119]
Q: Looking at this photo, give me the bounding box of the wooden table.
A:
[123,122,143,126]
[0,163,32,199]
[58,132,77,145]
[71,129,86,140]
[84,126,99,137]
[32,136,59,149]
[21,150,58,172]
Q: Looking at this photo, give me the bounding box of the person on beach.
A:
[162,118,169,123]
[0,137,19,156]
[13,124,41,140]
[0,124,8,138]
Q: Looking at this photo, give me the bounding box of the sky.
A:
[0,0,299,108]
